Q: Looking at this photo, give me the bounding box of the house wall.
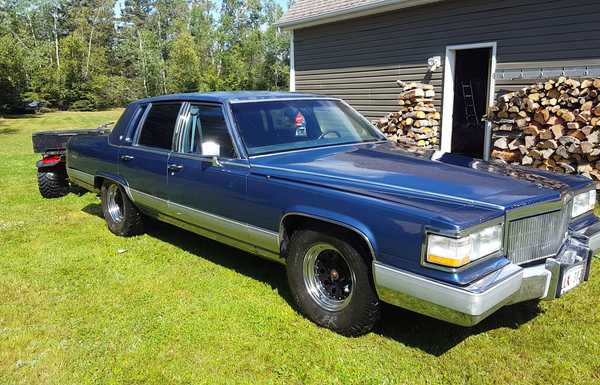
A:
[293,0,600,121]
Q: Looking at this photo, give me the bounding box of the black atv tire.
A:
[37,170,69,199]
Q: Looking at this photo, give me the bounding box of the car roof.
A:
[135,91,333,105]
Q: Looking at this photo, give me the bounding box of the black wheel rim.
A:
[303,243,355,311]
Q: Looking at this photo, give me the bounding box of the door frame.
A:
[289,30,296,92]
[440,41,497,153]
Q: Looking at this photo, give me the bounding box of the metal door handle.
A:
[168,164,184,172]
[120,155,134,161]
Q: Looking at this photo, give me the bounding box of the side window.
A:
[181,104,236,158]
[137,103,181,150]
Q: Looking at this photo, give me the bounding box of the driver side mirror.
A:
[202,141,223,168]
[202,141,221,157]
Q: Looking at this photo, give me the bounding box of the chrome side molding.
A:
[66,169,283,264]
[129,188,283,264]
[67,168,95,190]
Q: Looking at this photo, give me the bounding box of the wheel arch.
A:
[94,173,134,200]
[279,211,378,263]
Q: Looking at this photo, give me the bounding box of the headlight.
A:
[571,189,596,218]
[426,224,503,268]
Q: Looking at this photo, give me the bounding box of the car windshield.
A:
[230,99,384,156]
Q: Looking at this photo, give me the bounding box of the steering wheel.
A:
[318,130,342,140]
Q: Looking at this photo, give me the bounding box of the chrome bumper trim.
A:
[375,220,599,326]
[576,221,600,254]
[374,262,523,326]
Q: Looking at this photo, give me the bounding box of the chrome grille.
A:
[507,206,570,265]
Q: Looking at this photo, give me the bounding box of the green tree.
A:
[60,31,92,108]
[168,31,201,93]
[0,0,290,112]
[0,34,28,112]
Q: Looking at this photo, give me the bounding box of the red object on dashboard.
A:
[295,112,305,127]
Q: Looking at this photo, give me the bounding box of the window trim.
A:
[223,102,248,159]
[124,104,148,144]
[133,102,185,152]
[130,103,150,145]
[175,102,241,160]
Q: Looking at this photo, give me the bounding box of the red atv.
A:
[32,127,110,198]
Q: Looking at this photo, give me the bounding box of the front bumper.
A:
[374,222,600,326]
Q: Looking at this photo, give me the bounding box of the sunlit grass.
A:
[1,111,599,385]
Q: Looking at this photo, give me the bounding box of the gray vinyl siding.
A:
[293,0,600,120]
[495,59,600,94]
[295,64,443,119]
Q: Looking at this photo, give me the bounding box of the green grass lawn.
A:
[1,111,599,385]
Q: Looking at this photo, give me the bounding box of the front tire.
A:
[286,227,381,336]
[100,181,144,236]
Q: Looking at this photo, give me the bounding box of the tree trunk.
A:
[26,13,38,46]
[137,30,149,97]
[52,10,60,69]
[84,10,100,80]
[157,16,168,94]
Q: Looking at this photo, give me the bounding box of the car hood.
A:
[248,142,590,212]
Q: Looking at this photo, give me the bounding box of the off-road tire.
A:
[100,181,144,236]
[286,227,381,336]
[37,170,69,199]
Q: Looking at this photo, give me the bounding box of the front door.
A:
[166,103,251,239]
[119,102,183,213]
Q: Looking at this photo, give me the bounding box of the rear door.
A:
[119,102,183,213]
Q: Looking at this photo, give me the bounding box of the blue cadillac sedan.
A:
[58,92,599,336]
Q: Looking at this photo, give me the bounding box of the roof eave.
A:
[277,0,444,30]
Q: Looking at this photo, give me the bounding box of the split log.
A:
[489,77,600,187]
[375,82,440,151]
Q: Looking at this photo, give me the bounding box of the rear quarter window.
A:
[108,104,137,145]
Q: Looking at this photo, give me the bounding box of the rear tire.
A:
[37,170,69,199]
[100,181,144,236]
[286,227,381,336]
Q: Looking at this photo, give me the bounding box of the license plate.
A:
[560,264,584,296]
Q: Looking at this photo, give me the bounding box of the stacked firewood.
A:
[489,77,600,183]
[374,81,440,151]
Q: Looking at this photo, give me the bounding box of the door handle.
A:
[168,164,184,173]
[120,155,135,161]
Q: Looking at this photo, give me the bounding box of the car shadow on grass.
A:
[81,203,293,304]
[81,202,544,356]
[376,300,542,356]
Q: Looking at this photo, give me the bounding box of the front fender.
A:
[281,205,379,261]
